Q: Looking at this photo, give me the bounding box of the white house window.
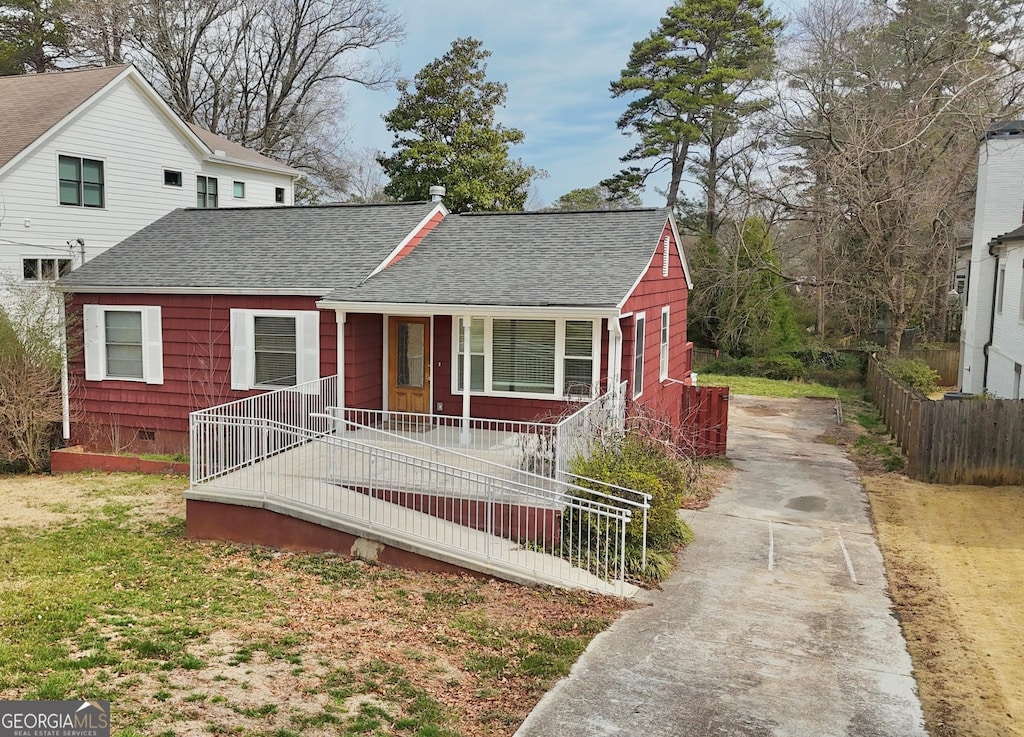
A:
[456,317,485,392]
[493,319,556,394]
[164,169,182,187]
[23,257,72,281]
[451,318,599,399]
[275,187,286,204]
[633,312,646,399]
[197,175,218,208]
[564,320,594,395]
[83,305,163,384]
[997,265,1006,314]
[59,155,104,207]
[660,307,670,381]
[230,309,319,391]
[233,180,246,199]
[1020,262,1024,321]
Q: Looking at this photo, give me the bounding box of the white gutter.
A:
[316,300,621,320]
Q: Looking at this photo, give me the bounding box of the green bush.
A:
[568,434,693,583]
[883,357,940,394]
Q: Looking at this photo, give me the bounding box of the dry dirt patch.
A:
[0,472,185,528]
[866,476,1024,737]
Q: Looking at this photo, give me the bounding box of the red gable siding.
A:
[67,293,338,454]
[380,209,445,269]
[620,222,692,423]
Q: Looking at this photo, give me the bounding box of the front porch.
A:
[187,376,645,595]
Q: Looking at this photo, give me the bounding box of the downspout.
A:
[60,296,70,441]
[982,239,1001,391]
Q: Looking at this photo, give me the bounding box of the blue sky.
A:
[344,0,803,208]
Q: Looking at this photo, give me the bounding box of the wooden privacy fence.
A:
[866,355,1024,485]
[691,346,720,371]
[902,346,960,386]
[679,385,729,458]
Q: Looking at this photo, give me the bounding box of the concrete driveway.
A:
[515,394,928,737]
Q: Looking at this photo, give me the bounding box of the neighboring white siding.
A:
[987,242,1024,398]
[0,74,294,287]
[960,134,1024,394]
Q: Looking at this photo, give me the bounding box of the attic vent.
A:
[662,236,670,277]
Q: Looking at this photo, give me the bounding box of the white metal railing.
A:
[192,415,648,594]
[554,381,628,481]
[190,375,338,485]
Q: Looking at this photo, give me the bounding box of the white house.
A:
[960,121,1024,399]
[0,64,299,293]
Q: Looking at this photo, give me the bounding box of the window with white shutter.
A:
[82,305,163,384]
[230,309,320,391]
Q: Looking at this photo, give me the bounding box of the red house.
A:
[61,199,695,454]
[59,197,696,593]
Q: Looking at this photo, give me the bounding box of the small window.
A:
[233,180,245,198]
[22,257,72,281]
[230,309,319,391]
[164,169,182,187]
[633,313,646,399]
[660,307,670,381]
[564,320,594,395]
[197,175,218,208]
[275,187,285,204]
[253,315,297,387]
[1020,262,1024,322]
[59,155,104,207]
[456,317,485,392]
[105,310,144,379]
[82,305,163,384]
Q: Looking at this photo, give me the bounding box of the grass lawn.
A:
[698,373,863,404]
[0,473,638,737]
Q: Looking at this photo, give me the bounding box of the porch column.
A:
[609,319,623,392]
[461,315,472,444]
[336,311,347,408]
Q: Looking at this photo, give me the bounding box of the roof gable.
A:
[0,64,298,179]
[0,64,129,170]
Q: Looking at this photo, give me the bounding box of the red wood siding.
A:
[67,293,337,454]
[344,313,384,409]
[620,222,692,424]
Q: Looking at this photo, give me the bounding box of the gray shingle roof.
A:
[995,223,1024,243]
[323,208,672,309]
[60,203,440,293]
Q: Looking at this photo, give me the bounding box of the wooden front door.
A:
[388,317,431,414]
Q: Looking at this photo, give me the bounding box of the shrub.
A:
[568,434,693,583]
[883,357,940,394]
[0,285,65,472]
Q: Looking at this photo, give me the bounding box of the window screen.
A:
[563,320,594,394]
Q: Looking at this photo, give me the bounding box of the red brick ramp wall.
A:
[186,499,490,578]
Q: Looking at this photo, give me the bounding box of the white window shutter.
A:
[297,311,321,392]
[230,309,253,390]
[83,304,103,381]
[142,306,164,385]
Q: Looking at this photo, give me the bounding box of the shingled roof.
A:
[0,64,296,176]
[0,65,128,168]
[60,202,442,294]
[323,208,677,309]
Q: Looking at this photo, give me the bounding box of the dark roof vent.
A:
[986,120,1024,139]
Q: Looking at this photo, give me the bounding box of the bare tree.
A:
[768,0,1024,353]
[69,0,402,195]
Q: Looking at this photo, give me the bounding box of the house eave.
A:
[315,300,621,319]
[59,285,331,297]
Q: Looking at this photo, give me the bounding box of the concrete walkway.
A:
[515,395,928,737]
